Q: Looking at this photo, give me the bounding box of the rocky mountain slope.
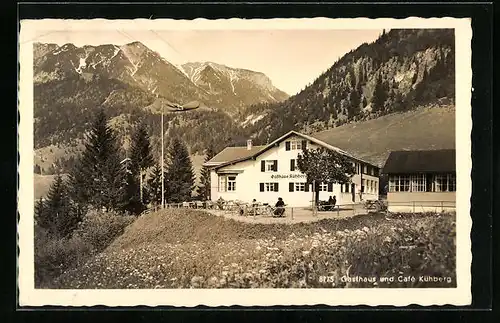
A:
[34,41,287,113]
[33,41,288,152]
[182,61,288,108]
[242,29,455,145]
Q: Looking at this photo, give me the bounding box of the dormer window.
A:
[285,139,307,151]
[291,140,302,150]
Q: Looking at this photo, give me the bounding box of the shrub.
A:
[73,208,135,252]
[34,209,136,288]
[34,225,92,287]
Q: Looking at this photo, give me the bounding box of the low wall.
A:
[387,192,456,213]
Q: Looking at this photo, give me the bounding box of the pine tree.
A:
[197,144,216,201]
[123,123,154,213]
[413,68,428,103]
[371,73,387,112]
[68,109,126,212]
[147,163,164,207]
[164,138,195,203]
[37,173,78,239]
[348,82,362,118]
[34,197,46,226]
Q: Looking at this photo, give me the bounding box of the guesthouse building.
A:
[204,131,380,207]
[382,149,456,213]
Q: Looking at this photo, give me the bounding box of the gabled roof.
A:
[382,149,456,174]
[205,145,266,166]
[205,130,378,169]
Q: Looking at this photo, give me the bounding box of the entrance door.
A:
[351,183,356,202]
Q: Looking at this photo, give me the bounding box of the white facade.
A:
[209,134,379,207]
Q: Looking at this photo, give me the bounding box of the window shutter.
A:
[285,141,290,151]
[274,183,279,192]
[290,159,295,171]
[302,140,307,150]
[328,183,333,192]
[273,160,278,171]
[289,182,294,192]
[259,183,264,192]
[261,160,265,172]
[305,183,309,192]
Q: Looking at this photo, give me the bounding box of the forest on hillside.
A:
[243,29,455,145]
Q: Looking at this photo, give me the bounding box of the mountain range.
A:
[33,28,455,185]
[34,41,288,113]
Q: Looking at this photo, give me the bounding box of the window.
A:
[227,176,236,191]
[265,182,278,191]
[261,160,278,172]
[361,179,366,193]
[291,140,302,150]
[435,174,456,192]
[341,183,350,193]
[448,174,456,191]
[318,183,328,191]
[363,165,368,174]
[260,182,278,192]
[290,159,297,171]
[410,174,426,192]
[285,139,307,151]
[389,175,411,192]
[219,175,237,192]
[295,182,306,191]
[218,176,226,192]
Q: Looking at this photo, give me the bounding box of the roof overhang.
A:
[216,169,244,174]
[211,130,379,170]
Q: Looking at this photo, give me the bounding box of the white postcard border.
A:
[18,17,472,307]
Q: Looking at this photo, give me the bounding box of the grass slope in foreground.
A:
[53,209,456,289]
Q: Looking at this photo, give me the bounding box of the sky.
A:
[35,29,383,95]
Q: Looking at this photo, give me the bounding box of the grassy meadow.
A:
[36,208,457,289]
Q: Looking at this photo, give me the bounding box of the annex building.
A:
[204,131,380,208]
[383,149,456,213]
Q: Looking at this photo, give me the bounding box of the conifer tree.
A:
[68,109,125,212]
[371,73,387,112]
[197,144,216,201]
[123,123,154,213]
[147,163,164,207]
[36,173,78,239]
[164,137,195,203]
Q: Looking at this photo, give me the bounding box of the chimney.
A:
[247,139,253,150]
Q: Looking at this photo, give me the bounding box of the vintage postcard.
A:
[18,17,472,306]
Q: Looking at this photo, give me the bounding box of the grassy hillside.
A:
[311,104,455,167]
[52,208,456,289]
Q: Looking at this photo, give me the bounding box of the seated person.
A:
[217,197,225,210]
[274,197,285,216]
[326,196,334,210]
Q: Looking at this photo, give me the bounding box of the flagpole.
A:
[161,103,165,209]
